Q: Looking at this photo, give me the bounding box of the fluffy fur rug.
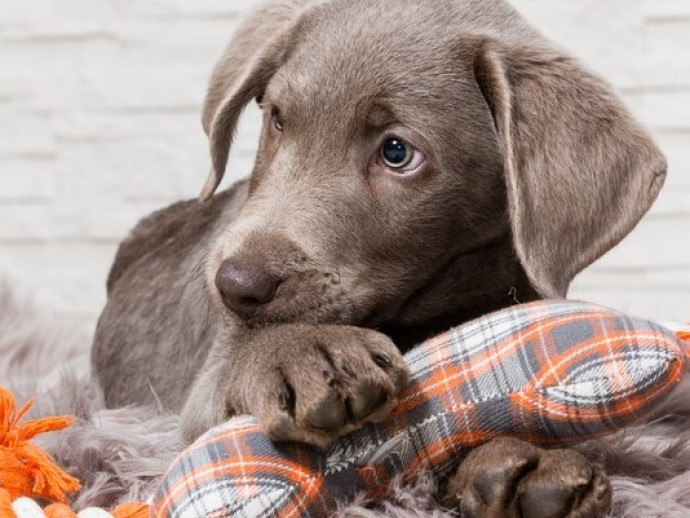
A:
[2,281,690,517]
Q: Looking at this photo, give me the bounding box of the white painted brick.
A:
[52,0,119,22]
[589,216,690,270]
[0,113,55,157]
[0,243,116,321]
[642,0,690,20]
[56,67,208,110]
[0,0,52,26]
[54,111,202,141]
[0,204,54,241]
[642,20,690,88]
[0,39,122,79]
[0,159,56,200]
[511,0,644,88]
[655,133,690,186]
[0,74,50,112]
[113,20,238,66]
[51,199,167,240]
[52,106,259,200]
[624,90,690,130]
[568,285,690,322]
[163,0,244,18]
[54,138,206,201]
[649,189,690,217]
[108,0,243,19]
[0,23,115,44]
[100,0,176,19]
[574,266,690,291]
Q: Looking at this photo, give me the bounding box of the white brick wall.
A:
[1,0,689,330]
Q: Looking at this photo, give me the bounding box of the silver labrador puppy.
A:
[93,1,666,517]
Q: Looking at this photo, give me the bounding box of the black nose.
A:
[215,258,280,316]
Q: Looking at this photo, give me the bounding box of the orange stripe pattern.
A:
[152,301,688,518]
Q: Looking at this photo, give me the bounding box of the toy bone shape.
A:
[153,300,689,518]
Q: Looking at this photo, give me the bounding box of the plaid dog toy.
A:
[153,300,689,518]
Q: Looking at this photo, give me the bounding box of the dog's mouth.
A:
[228,288,359,328]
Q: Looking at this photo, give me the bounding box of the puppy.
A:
[92,1,666,516]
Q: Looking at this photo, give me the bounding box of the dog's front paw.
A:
[243,325,409,447]
[444,437,611,518]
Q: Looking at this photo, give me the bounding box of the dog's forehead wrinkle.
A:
[364,102,398,130]
[280,52,474,132]
[273,70,455,144]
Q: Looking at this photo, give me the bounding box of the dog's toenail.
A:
[348,382,384,421]
[307,392,347,431]
[323,369,335,384]
[278,387,295,413]
[342,362,355,376]
[520,482,574,518]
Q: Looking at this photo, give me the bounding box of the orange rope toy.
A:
[0,387,149,518]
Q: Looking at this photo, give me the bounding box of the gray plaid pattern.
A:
[153,301,687,518]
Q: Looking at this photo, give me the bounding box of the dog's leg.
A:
[444,437,611,518]
[180,323,409,446]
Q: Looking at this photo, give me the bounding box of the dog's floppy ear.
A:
[200,1,311,201]
[473,40,667,298]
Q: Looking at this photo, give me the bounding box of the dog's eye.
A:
[381,138,410,167]
[271,106,284,131]
[380,137,423,172]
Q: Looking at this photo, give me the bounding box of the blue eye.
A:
[381,138,413,168]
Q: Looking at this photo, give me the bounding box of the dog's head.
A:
[200,0,666,330]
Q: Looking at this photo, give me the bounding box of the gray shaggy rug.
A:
[2,281,690,517]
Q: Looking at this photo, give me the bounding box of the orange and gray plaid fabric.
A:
[152,300,689,518]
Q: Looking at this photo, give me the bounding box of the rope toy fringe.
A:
[0,387,149,518]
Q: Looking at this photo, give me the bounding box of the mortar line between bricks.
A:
[620,85,690,95]
[1,33,122,45]
[645,15,690,24]
[0,238,121,246]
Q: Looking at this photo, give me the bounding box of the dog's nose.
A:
[215,258,280,315]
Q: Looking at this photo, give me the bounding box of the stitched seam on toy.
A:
[173,477,296,517]
[547,355,669,388]
[310,350,684,496]
[537,353,677,394]
[528,372,668,405]
[532,348,678,390]
[320,390,540,478]
[319,359,681,480]
[401,353,677,413]
[520,373,678,420]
